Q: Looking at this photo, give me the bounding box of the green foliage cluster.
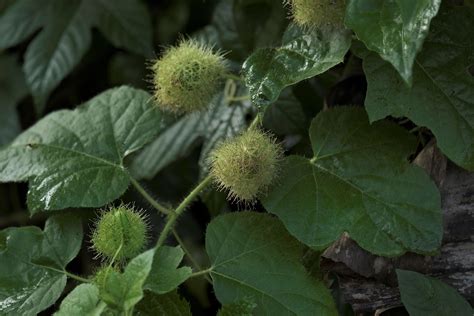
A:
[0,0,472,315]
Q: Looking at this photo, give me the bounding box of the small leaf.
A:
[0,86,163,212]
[0,0,153,112]
[206,212,337,315]
[135,291,192,316]
[397,269,473,316]
[0,214,83,316]
[243,23,351,107]
[55,284,106,316]
[263,108,442,256]
[100,249,155,312]
[361,6,474,171]
[345,0,441,84]
[145,246,192,295]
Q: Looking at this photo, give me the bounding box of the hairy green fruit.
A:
[152,40,227,113]
[91,205,149,261]
[286,0,346,28]
[93,265,119,290]
[210,129,283,201]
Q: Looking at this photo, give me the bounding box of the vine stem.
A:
[172,229,213,284]
[64,271,91,283]
[156,175,213,248]
[130,178,171,215]
[227,95,251,102]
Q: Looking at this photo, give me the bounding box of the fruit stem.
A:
[130,178,172,215]
[156,175,213,248]
[248,112,262,130]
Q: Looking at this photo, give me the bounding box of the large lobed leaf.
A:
[0,0,153,112]
[243,23,351,108]
[346,0,441,84]
[360,5,474,171]
[135,291,192,316]
[397,270,472,316]
[0,215,83,316]
[206,212,337,315]
[263,108,442,256]
[0,86,164,212]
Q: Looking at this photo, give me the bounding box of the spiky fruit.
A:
[92,265,119,290]
[91,205,148,261]
[210,129,283,201]
[152,39,226,113]
[286,0,346,28]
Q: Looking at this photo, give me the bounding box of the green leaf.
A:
[0,214,83,316]
[55,284,106,316]
[0,54,27,147]
[243,23,351,108]
[345,0,441,84]
[397,269,473,316]
[263,88,307,135]
[206,212,337,315]
[263,107,442,256]
[100,248,155,312]
[0,86,163,212]
[0,0,152,112]
[145,246,192,295]
[360,6,474,171]
[217,299,257,316]
[135,291,191,316]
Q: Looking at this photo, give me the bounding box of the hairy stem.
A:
[64,271,91,283]
[172,229,212,283]
[156,175,213,248]
[130,178,171,215]
[189,267,213,279]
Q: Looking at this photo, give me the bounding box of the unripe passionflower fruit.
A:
[91,205,148,261]
[152,39,227,113]
[92,265,119,290]
[286,0,346,28]
[210,129,283,202]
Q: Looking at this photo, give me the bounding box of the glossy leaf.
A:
[135,291,192,316]
[0,86,163,212]
[145,246,192,295]
[55,284,106,316]
[0,215,83,316]
[243,22,351,108]
[0,0,152,112]
[345,0,441,84]
[0,54,27,146]
[206,212,337,315]
[361,6,474,170]
[397,269,472,316]
[263,108,442,256]
[100,249,155,312]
